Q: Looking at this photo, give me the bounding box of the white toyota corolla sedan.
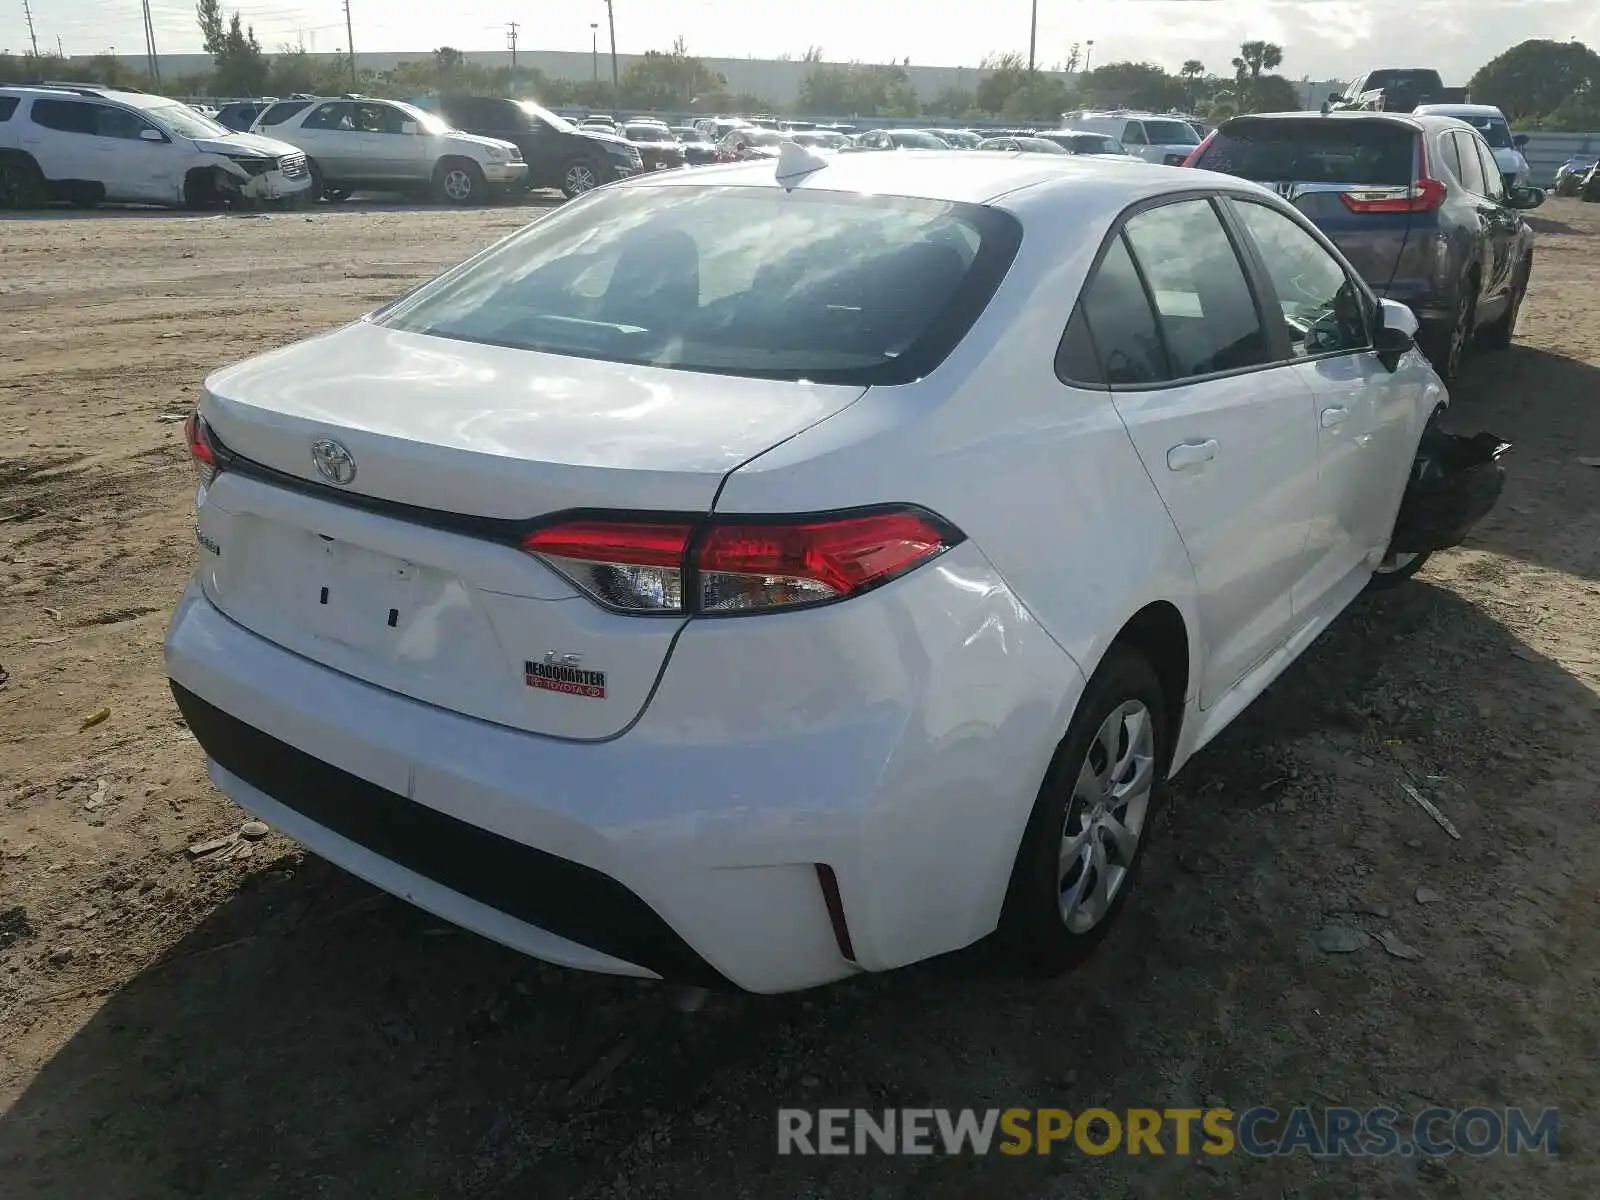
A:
[166,147,1445,993]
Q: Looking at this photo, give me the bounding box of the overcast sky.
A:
[7,0,1598,84]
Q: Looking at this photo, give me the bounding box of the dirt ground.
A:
[1,196,1597,1200]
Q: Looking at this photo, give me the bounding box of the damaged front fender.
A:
[1388,430,1511,555]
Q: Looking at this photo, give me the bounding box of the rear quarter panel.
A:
[715,193,1202,706]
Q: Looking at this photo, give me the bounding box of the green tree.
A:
[1231,40,1283,84]
[1240,74,1299,114]
[617,38,728,110]
[1469,39,1600,122]
[195,1,268,95]
[924,86,976,119]
[1077,61,1186,112]
[796,62,915,117]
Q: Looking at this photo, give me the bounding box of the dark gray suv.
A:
[1189,111,1542,382]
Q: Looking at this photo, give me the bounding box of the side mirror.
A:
[1374,298,1418,372]
[139,128,165,142]
[400,121,420,135]
[1507,184,1545,210]
[1512,133,1529,149]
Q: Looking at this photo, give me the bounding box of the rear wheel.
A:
[1477,256,1531,350]
[1421,276,1477,384]
[433,159,485,205]
[561,159,601,199]
[998,646,1167,976]
[0,154,46,209]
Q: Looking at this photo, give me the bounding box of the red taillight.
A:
[1180,131,1215,168]
[520,508,958,616]
[695,511,951,613]
[1338,178,1446,213]
[521,521,693,613]
[184,408,219,488]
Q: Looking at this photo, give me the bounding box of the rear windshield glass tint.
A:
[1196,121,1414,186]
[376,185,1021,385]
[1142,119,1200,146]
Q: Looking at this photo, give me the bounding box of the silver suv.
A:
[256,97,526,205]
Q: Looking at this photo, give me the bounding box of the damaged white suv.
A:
[0,84,312,210]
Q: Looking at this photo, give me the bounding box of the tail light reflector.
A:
[521,521,693,613]
[696,511,951,613]
[1339,178,1446,213]
[520,508,958,616]
[1180,130,1216,168]
[1340,136,1445,213]
[183,408,220,489]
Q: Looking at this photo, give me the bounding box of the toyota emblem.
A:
[311,438,357,486]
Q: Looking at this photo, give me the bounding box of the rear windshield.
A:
[1366,70,1442,92]
[376,185,1021,385]
[1142,119,1201,146]
[258,100,312,126]
[1196,120,1415,185]
[1450,113,1511,148]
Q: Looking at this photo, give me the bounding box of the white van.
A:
[0,84,312,209]
[1058,110,1203,166]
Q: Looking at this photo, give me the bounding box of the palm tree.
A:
[1231,41,1283,84]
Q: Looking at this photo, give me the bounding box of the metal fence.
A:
[1522,131,1599,185]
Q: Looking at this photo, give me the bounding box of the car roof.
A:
[0,83,169,109]
[618,148,1253,211]
[1412,103,1504,118]
[1222,109,1430,131]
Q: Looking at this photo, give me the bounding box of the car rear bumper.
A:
[163,542,1082,993]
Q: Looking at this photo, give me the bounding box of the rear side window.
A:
[1195,120,1415,186]
[258,100,311,126]
[376,185,1023,386]
[1061,234,1168,386]
[1451,131,1486,194]
[29,99,92,134]
[302,102,352,131]
[1435,133,1463,182]
[0,97,18,122]
[1122,199,1268,378]
[1472,137,1505,201]
[1122,122,1148,145]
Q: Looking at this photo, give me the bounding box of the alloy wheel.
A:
[443,168,475,202]
[1058,700,1155,933]
[1445,287,1475,381]
[565,164,598,195]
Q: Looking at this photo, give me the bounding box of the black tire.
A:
[1365,550,1432,589]
[998,645,1169,976]
[0,154,46,210]
[1477,255,1531,351]
[433,158,486,205]
[1419,275,1477,385]
[1554,175,1579,198]
[560,158,603,199]
[305,160,348,203]
[183,168,223,211]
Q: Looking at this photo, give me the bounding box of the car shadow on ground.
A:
[2,576,1594,1199]
[1441,345,1600,581]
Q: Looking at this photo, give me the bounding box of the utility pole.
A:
[22,0,39,57]
[343,0,357,88]
[1027,0,1037,73]
[141,0,162,84]
[1084,39,1094,73]
[604,0,618,102]
[506,21,518,71]
[590,23,599,82]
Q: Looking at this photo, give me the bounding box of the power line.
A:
[506,20,518,70]
[22,0,40,57]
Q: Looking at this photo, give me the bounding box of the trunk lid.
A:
[1194,116,1424,295]
[196,321,866,738]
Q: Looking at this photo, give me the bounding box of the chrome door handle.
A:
[1320,406,1351,428]
[1166,439,1218,471]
